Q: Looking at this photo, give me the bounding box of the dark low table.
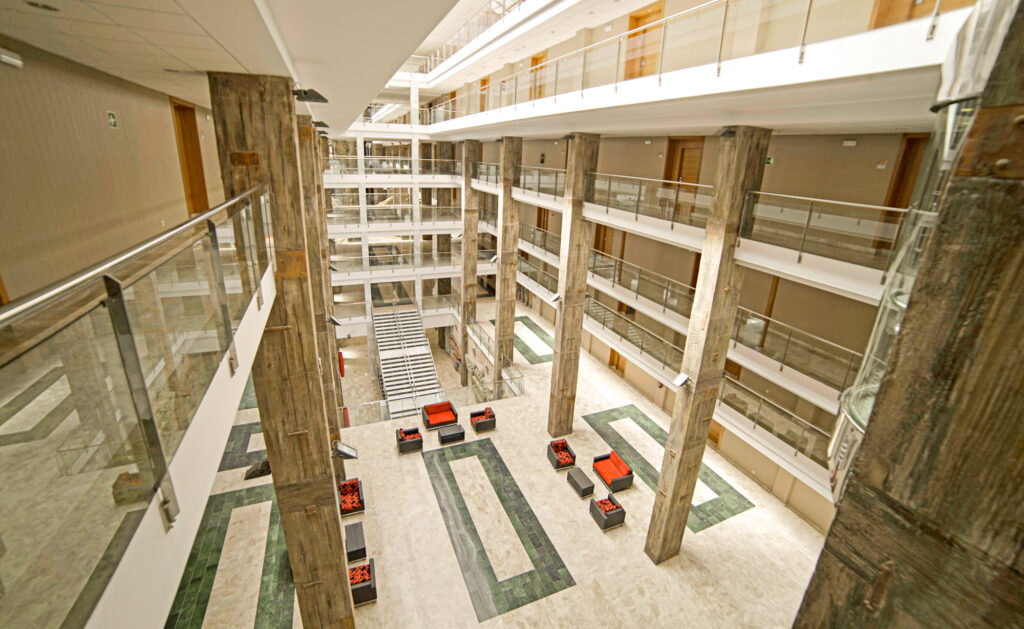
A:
[439,424,465,444]
[344,521,365,563]
[567,467,594,498]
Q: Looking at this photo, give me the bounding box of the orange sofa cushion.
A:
[594,459,619,485]
[427,410,456,425]
[609,451,630,476]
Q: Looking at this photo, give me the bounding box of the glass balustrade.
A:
[587,249,696,319]
[421,293,457,312]
[0,185,272,627]
[465,312,495,358]
[480,206,498,227]
[719,376,830,466]
[326,208,361,225]
[516,166,567,197]
[427,0,885,122]
[517,255,559,294]
[583,295,685,370]
[366,205,413,224]
[421,0,525,73]
[333,301,367,320]
[732,307,862,392]
[330,252,461,273]
[420,206,462,223]
[587,173,713,227]
[743,192,906,270]
[520,223,560,256]
[359,104,433,125]
[418,159,462,176]
[473,162,500,185]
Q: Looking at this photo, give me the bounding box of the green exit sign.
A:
[107,111,118,129]
[765,156,775,165]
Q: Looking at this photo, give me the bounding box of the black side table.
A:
[345,521,366,563]
[439,424,465,444]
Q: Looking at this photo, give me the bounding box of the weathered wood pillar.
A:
[208,73,355,629]
[547,132,599,437]
[459,140,481,386]
[436,141,456,295]
[644,125,770,564]
[298,115,344,481]
[493,136,522,395]
[794,8,1024,624]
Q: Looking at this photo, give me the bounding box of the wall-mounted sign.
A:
[107,111,118,129]
[765,156,775,165]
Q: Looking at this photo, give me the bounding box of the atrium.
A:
[0,0,1021,627]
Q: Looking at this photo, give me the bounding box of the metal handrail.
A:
[588,249,695,294]
[749,190,909,213]
[591,172,713,189]
[517,165,567,174]
[0,183,267,327]
[734,305,862,357]
[584,294,684,356]
[721,374,830,441]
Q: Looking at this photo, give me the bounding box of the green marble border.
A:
[423,438,574,621]
[489,316,554,364]
[218,422,265,472]
[164,484,292,628]
[583,404,753,532]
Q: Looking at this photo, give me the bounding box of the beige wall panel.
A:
[718,429,780,489]
[596,136,668,178]
[622,231,697,288]
[0,35,189,299]
[771,278,876,352]
[786,475,835,532]
[737,267,773,311]
[523,139,568,168]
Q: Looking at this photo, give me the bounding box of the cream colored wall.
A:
[597,136,668,178]
[0,35,192,300]
[770,278,877,353]
[196,105,225,206]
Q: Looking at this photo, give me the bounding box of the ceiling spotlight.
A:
[313,120,328,128]
[293,88,328,103]
[26,1,59,11]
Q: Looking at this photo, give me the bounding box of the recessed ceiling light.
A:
[26,0,59,11]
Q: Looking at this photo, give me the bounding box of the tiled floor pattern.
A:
[167,297,825,628]
[583,404,754,532]
[218,422,265,472]
[490,316,554,364]
[423,438,574,621]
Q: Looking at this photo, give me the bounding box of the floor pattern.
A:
[489,315,554,364]
[218,422,265,472]
[422,438,574,622]
[583,404,754,532]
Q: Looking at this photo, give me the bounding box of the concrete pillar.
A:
[644,125,771,565]
[459,140,481,386]
[493,137,522,395]
[436,141,456,295]
[547,133,600,437]
[209,72,356,628]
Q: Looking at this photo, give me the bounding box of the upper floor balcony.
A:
[324,157,462,186]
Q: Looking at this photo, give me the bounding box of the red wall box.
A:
[338,350,345,377]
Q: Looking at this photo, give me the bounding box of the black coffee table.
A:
[345,521,366,562]
[567,467,594,498]
[439,424,465,444]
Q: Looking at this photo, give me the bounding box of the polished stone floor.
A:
[168,298,824,628]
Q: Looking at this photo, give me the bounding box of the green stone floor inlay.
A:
[423,438,574,621]
[164,483,293,629]
[583,404,753,532]
[489,315,554,364]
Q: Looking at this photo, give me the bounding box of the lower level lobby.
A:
[168,297,825,628]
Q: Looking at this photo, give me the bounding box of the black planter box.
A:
[590,495,626,531]
[396,428,423,454]
[547,440,576,470]
[348,558,377,606]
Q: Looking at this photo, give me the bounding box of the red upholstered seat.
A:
[399,430,421,441]
[349,564,371,585]
[556,451,574,465]
[424,402,456,426]
[594,451,630,484]
[596,498,621,514]
[338,479,360,494]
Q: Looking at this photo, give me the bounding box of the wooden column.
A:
[644,125,771,564]
[208,73,355,629]
[316,135,344,409]
[298,115,345,481]
[795,7,1024,624]
[547,133,599,437]
[493,136,522,395]
[459,140,481,386]
[436,141,455,295]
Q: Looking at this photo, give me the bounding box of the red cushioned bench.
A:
[421,401,458,430]
[593,451,633,492]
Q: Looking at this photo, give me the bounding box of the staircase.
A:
[371,309,445,420]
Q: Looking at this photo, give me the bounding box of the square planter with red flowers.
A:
[547,439,576,470]
[348,558,377,606]
[338,478,365,516]
[590,494,626,531]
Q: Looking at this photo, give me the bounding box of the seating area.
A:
[593,451,633,492]
[338,478,365,516]
[396,427,423,454]
[348,558,377,606]
[590,494,626,531]
[547,439,576,470]
[422,401,458,429]
[470,407,496,432]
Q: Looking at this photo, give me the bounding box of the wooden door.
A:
[529,52,547,100]
[171,98,209,215]
[479,77,489,112]
[664,136,704,223]
[536,207,549,231]
[608,348,627,373]
[624,1,664,80]
[878,133,930,248]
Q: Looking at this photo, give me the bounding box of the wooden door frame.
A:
[170,97,209,216]
[529,52,547,100]
[625,1,664,79]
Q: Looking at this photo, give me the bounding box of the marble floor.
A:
[168,298,825,628]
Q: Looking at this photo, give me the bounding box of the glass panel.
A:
[215,211,254,328]
[0,303,155,627]
[128,239,227,459]
[661,3,725,73]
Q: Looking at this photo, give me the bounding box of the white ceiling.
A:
[0,0,456,127]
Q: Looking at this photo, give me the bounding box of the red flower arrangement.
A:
[596,499,621,514]
[349,564,371,585]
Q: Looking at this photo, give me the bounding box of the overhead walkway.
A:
[371,308,444,420]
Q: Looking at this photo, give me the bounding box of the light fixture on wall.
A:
[332,440,358,460]
[313,120,328,128]
[490,254,498,262]
[547,293,561,305]
[672,372,690,388]
[293,88,328,103]
[0,47,22,69]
